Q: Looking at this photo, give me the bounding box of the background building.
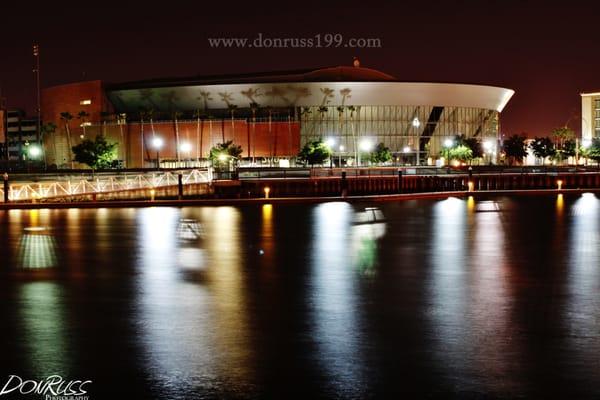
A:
[3,110,40,160]
[581,91,600,143]
[41,64,514,168]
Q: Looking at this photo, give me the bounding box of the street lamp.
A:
[412,117,421,165]
[152,137,164,169]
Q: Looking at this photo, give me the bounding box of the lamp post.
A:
[412,117,421,165]
[152,137,163,170]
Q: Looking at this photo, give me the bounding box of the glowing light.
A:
[582,139,592,149]
[28,145,42,158]
[152,137,164,149]
[359,139,373,152]
[403,146,411,153]
[467,195,475,212]
[412,117,421,128]
[483,141,493,151]
[556,194,564,216]
[325,138,335,148]
[180,142,192,153]
[468,181,474,192]
[444,139,454,148]
[218,153,227,161]
[264,187,270,198]
[339,145,345,152]
[557,180,563,190]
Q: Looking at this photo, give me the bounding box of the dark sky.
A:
[1,0,599,137]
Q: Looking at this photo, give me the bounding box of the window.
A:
[80,99,92,105]
[80,122,92,127]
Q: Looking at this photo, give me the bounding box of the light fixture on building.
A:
[359,139,373,152]
[180,142,192,153]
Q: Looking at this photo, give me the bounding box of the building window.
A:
[80,122,92,127]
[80,99,92,105]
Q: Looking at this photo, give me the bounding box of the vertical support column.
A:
[341,171,348,197]
[178,173,183,200]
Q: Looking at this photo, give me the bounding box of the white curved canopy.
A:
[108,81,514,113]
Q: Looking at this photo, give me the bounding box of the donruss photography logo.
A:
[0,375,92,399]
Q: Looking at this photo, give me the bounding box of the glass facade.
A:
[299,105,499,163]
[594,98,600,137]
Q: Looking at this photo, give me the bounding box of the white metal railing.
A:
[0,169,212,202]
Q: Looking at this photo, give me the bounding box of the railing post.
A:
[341,170,348,197]
[398,169,403,193]
[3,173,8,203]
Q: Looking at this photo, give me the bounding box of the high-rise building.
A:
[581,91,600,142]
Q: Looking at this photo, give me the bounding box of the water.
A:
[0,194,599,398]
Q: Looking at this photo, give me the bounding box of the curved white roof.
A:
[108,81,514,113]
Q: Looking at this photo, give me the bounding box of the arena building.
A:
[41,62,514,168]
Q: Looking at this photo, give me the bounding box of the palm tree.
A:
[172,110,183,163]
[250,102,260,161]
[60,111,74,167]
[193,109,203,161]
[77,110,90,139]
[41,122,58,166]
[228,103,238,145]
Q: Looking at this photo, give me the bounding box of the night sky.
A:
[1,0,599,137]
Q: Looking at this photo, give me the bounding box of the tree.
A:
[455,134,482,159]
[366,142,392,164]
[297,139,331,167]
[448,145,473,162]
[72,135,118,169]
[560,139,577,159]
[209,140,243,170]
[552,126,575,164]
[502,134,527,165]
[529,137,556,164]
[60,111,74,166]
[552,126,575,147]
[586,138,600,165]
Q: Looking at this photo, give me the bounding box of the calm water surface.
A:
[1,195,600,399]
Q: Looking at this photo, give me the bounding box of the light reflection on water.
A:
[567,193,600,384]
[2,195,600,397]
[310,202,367,397]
